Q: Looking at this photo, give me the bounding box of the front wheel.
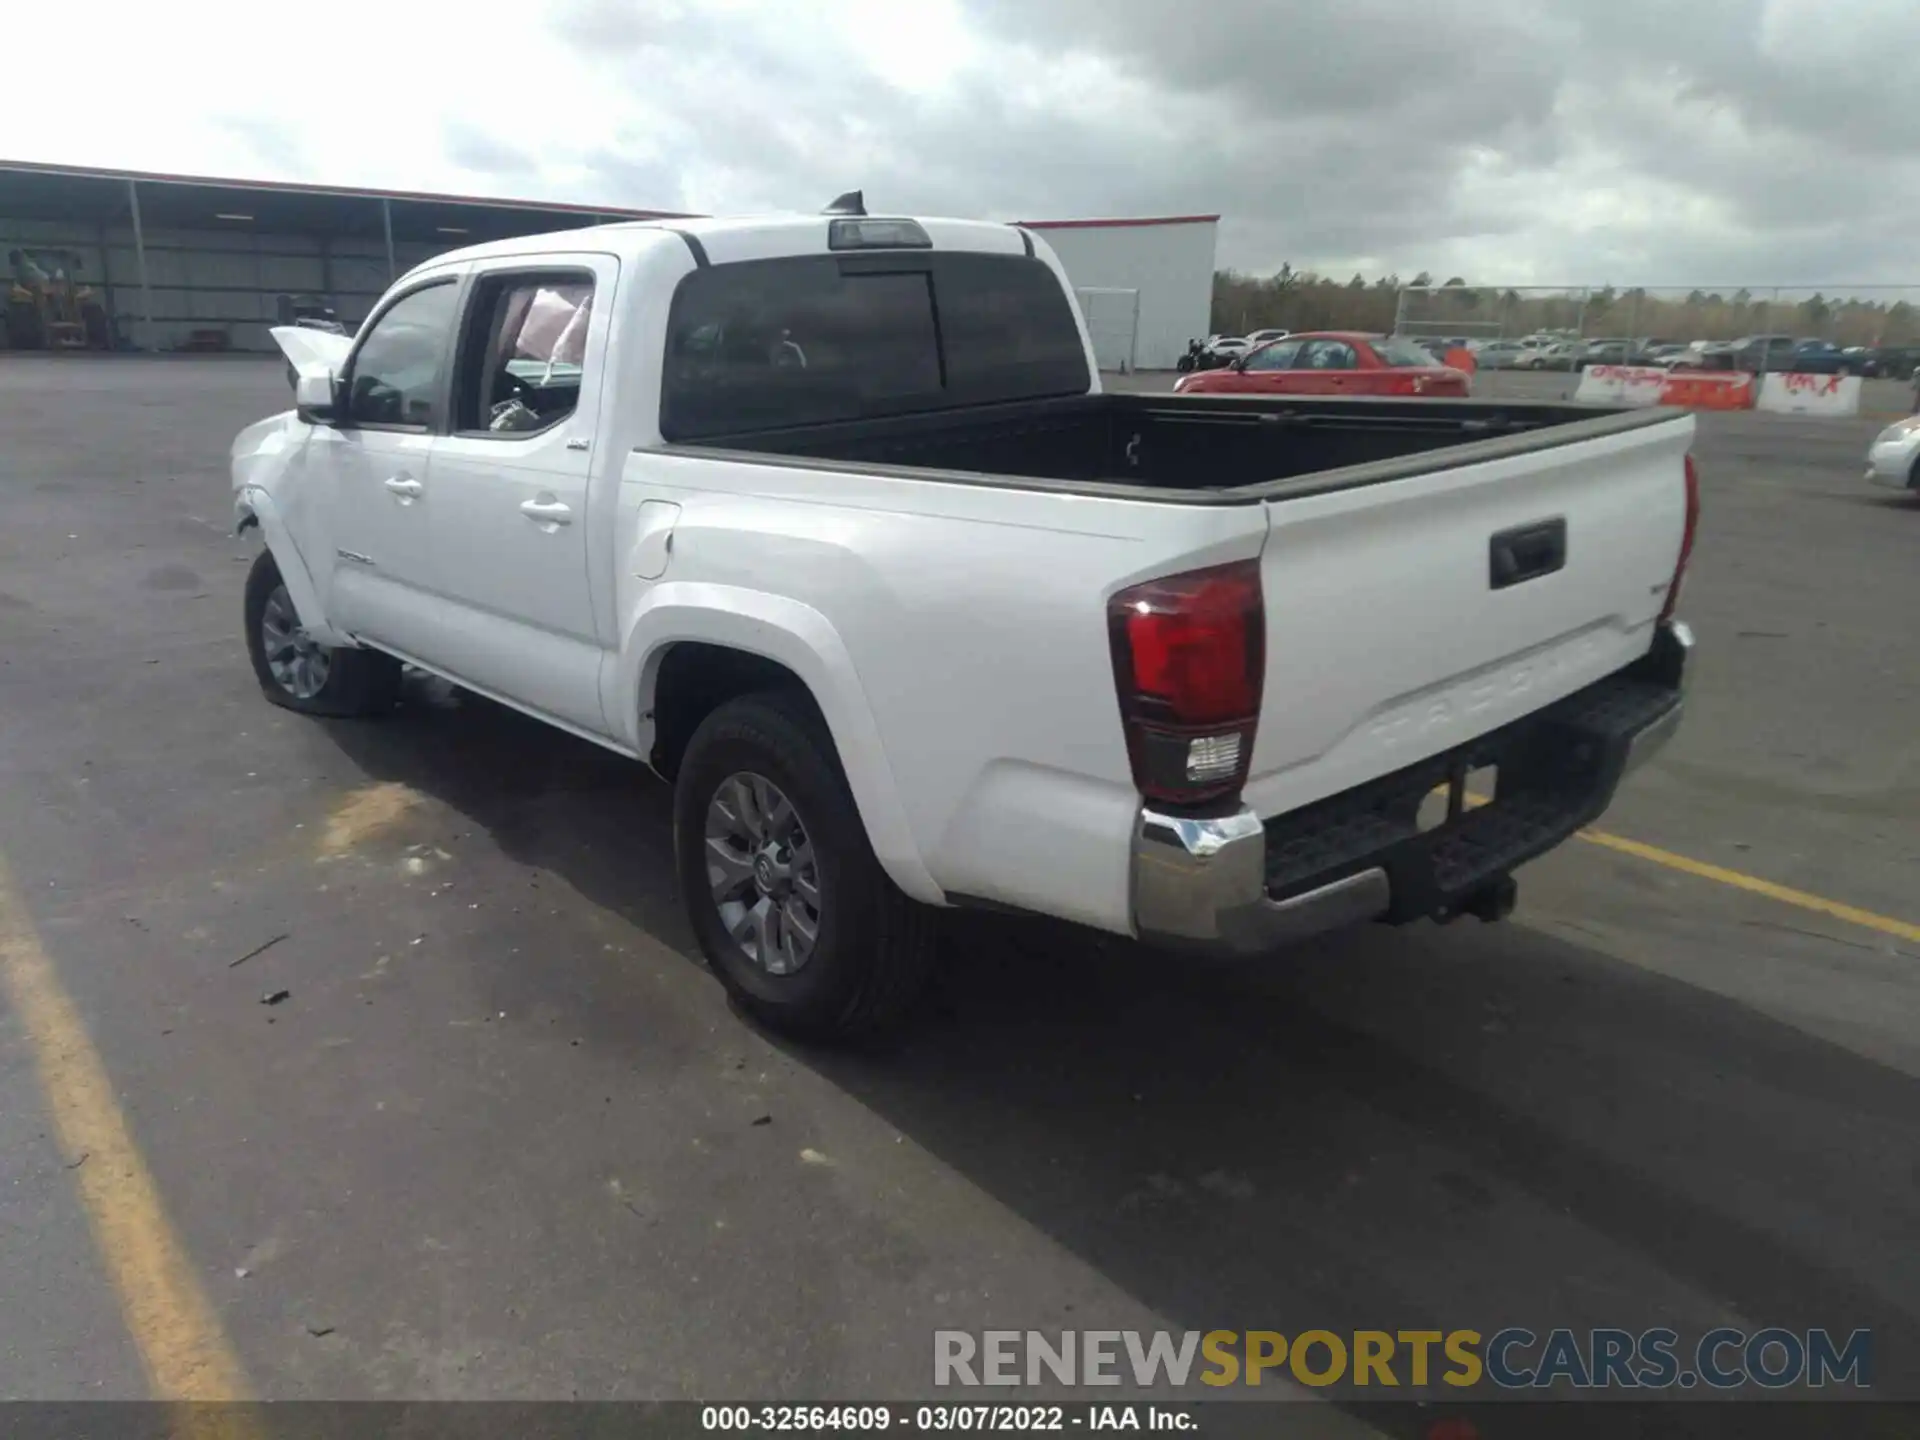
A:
[243,548,400,717]
[673,692,937,1043]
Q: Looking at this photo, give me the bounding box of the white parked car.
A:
[1866,415,1920,493]
[234,207,1696,1042]
[1516,341,1586,371]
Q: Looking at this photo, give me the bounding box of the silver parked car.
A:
[1866,416,1920,494]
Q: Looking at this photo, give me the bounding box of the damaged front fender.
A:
[231,403,352,649]
[235,484,350,649]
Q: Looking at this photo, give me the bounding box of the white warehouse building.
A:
[1018,214,1220,373]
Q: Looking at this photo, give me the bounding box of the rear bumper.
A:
[1130,620,1692,955]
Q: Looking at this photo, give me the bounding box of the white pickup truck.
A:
[232,203,1697,1041]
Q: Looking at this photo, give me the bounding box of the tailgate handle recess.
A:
[1489,517,1567,590]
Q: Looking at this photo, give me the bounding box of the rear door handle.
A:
[383,476,423,498]
[1490,518,1567,590]
[520,498,573,525]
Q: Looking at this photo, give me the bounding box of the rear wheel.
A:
[243,548,400,717]
[674,692,937,1043]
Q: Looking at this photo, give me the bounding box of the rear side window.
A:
[453,272,595,435]
[661,252,1090,441]
[1296,340,1358,370]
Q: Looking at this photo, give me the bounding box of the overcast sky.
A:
[3,0,1911,286]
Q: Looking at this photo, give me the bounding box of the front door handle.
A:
[519,498,573,526]
[383,476,423,498]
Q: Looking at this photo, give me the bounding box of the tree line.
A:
[1210,266,1920,347]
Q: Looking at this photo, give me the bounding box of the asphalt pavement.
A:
[1,356,1916,1432]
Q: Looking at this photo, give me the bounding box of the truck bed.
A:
[663,391,1675,502]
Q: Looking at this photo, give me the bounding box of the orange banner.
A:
[1658,372,1754,410]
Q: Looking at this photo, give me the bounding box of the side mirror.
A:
[295,370,341,424]
[1230,355,1248,372]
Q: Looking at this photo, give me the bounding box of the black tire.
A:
[243,547,400,717]
[674,691,937,1043]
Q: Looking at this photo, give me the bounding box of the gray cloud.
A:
[217,115,310,177]
[443,121,540,179]
[434,0,1920,286]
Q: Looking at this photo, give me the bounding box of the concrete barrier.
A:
[1658,371,1755,410]
[1572,364,1670,406]
[1755,372,1862,417]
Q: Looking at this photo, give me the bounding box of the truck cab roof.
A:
[422,213,1033,272]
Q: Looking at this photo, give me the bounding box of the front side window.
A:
[1242,340,1302,371]
[455,274,595,434]
[345,282,459,428]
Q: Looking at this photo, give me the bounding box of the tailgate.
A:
[1240,412,1693,819]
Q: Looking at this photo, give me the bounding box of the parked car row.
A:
[1192,330,1920,381]
[1667,336,1841,375]
[1173,331,1472,397]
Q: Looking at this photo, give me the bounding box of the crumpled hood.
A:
[272,323,352,378]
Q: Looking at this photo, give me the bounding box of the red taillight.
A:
[1660,453,1701,622]
[1108,559,1265,804]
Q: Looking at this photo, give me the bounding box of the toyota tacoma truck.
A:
[232,203,1697,1042]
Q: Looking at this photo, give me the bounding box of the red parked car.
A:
[1172,331,1472,398]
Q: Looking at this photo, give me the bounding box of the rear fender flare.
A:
[616,583,942,905]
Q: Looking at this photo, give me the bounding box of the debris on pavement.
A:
[305,1323,335,1338]
[231,933,289,968]
[261,989,291,1006]
[751,1115,772,1127]
[63,1152,89,1171]
[1197,1169,1256,1202]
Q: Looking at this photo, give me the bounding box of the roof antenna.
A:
[822,190,867,217]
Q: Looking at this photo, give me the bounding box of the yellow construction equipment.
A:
[5,249,109,350]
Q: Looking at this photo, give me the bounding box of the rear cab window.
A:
[660,251,1090,441]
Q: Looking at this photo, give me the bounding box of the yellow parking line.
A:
[0,855,257,1405]
[1574,826,1920,946]
[1449,787,1919,946]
